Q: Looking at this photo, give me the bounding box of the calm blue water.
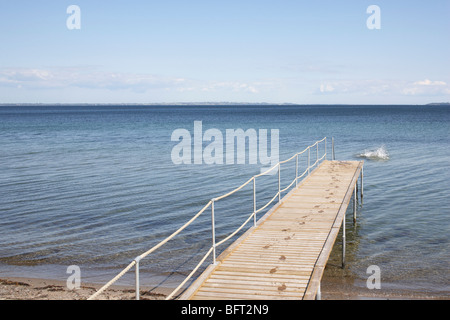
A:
[0,105,448,296]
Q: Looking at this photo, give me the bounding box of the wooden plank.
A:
[220,260,319,268]
[203,278,308,292]
[212,270,311,280]
[210,274,308,281]
[192,291,301,300]
[229,251,323,258]
[209,274,310,284]
[197,286,305,297]
[216,266,314,276]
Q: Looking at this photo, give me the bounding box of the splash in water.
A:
[357,145,390,161]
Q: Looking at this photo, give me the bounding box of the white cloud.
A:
[317,80,388,95]
[317,79,450,97]
[201,81,259,93]
[319,83,335,93]
[404,79,449,96]
[0,67,187,92]
[413,79,446,86]
[3,67,449,103]
[0,67,268,97]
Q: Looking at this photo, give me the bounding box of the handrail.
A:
[166,247,214,300]
[139,200,212,261]
[255,191,279,214]
[213,176,254,202]
[253,162,279,178]
[87,137,329,300]
[87,200,213,300]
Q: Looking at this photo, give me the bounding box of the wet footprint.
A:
[278,284,287,291]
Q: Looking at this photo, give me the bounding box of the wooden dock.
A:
[180,160,364,300]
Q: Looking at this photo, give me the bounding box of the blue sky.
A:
[0,0,449,104]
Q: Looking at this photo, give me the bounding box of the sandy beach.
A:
[0,277,168,300]
[1,275,446,300]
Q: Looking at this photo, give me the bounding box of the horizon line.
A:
[1,102,449,106]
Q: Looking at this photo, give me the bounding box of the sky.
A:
[0,0,449,104]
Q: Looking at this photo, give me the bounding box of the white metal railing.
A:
[88,137,332,300]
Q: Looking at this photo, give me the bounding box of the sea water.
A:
[0,105,448,296]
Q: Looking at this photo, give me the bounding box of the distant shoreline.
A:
[0,103,448,107]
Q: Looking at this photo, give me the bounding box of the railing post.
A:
[295,153,299,187]
[361,166,364,202]
[342,214,346,268]
[316,283,322,300]
[278,164,281,202]
[332,137,335,160]
[316,142,319,164]
[353,184,357,223]
[253,177,257,227]
[211,199,216,265]
[134,256,142,300]
[325,138,327,160]
[308,147,310,175]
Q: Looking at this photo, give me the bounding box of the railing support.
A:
[353,184,357,224]
[325,138,327,160]
[316,283,322,300]
[316,142,319,164]
[134,256,142,300]
[253,178,257,227]
[211,200,216,265]
[332,137,335,160]
[361,166,364,202]
[342,213,346,269]
[295,153,299,187]
[308,147,311,175]
[278,164,281,202]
